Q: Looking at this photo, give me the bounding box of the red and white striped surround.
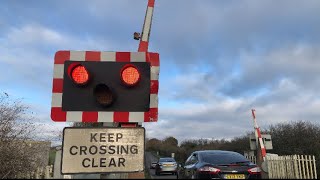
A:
[252,109,267,161]
[51,51,159,123]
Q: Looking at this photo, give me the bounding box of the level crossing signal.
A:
[51,51,159,123]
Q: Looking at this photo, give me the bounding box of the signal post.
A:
[50,0,158,178]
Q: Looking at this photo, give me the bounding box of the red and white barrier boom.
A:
[251,109,267,161]
[138,0,155,52]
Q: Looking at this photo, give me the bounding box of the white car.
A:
[155,157,178,175]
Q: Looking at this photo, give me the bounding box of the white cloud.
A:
[146,92,320,143]
[151,0,320,69]
[0,23,124,87]
[2,1,320,145]
[7,24,64,46]
[4,23,119,50]
[146,62,320,144]
[233,44,320,94]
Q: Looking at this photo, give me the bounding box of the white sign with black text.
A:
[61,127,145,174]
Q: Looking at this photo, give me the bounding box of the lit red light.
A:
[71,65,89,85]
[121,65,140,86]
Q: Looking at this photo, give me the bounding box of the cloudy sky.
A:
[1,0,320,145]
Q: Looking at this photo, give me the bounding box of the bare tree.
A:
[0,94,48,179]
[267,121,320,176]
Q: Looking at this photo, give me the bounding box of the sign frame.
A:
[61,127,146,174]
[51,50,159,123]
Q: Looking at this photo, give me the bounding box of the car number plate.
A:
[225,174,245,179]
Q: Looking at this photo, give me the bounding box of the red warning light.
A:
[71,65,89,85]
[121,65,140,86]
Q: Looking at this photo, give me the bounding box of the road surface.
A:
[145,152,178,179]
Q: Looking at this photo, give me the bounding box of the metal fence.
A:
[267,155,317,179]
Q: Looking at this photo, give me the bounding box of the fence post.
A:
[268,156,272,179]
[271,156,274,179]
[283,156,287,178]
[266,156,272,179]
[298,155,302,179]
[313,155,317,179]
[272,156,275,179]
[302,155,306,179]
[283,156,286,178]
[293,155,299,179]
[290,155,295,179]
[271,156,275,179]
[282,156,285,178]
[280,156,283,178]
[292,155,295,179]
[288,156,292,179]
[306,155,310,179]
[287,156,290,179]
[286,156,290,179]
[275,156,278,179]
[290,155,294,179]
[309,155,313,179]
[279,156,282,179]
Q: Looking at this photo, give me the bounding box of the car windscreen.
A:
[200,152,250,165]
[159,158,176,162]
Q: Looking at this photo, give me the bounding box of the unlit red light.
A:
[94,84,114,106]
[71,65,89,85]
[121,66,140,86]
